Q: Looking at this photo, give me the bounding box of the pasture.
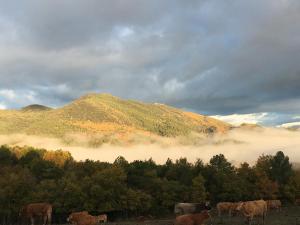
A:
[209,205,300,225]
[98,206,300,225]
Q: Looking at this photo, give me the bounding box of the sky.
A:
[0,0,300,126]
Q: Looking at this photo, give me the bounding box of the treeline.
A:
[0,145,299,222]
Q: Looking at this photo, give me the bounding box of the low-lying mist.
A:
[0,127,299,165]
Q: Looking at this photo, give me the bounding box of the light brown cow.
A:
[67,211,89,225]
[229,202,241,216]
[266,200,282,211]
[217,202,232,217]
[236,200,267,225]
[69,214,104,225]
[175,210,211,225]
[19,203,52,225]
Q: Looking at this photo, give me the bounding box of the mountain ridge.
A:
[0,93,231,144]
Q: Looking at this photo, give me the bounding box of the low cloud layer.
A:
[0,1,300,125]
[0,128,299,165]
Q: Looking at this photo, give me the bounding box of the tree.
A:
[270,151,293,185]
[190,175,207,202]
[0,146,17,166]
[204,154,237,203]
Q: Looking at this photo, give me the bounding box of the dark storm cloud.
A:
[0,0,300,124]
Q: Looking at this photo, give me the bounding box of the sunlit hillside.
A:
[0,94,231,145]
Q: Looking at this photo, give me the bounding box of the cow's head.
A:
[204,201,212,210]
[235,202,244,211]
[67,215,73,222]
[19,206,26,217]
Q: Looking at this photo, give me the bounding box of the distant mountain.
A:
[22,104,52,111]
[0,93,231,144]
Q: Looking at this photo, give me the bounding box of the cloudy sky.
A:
[0,0,300,126]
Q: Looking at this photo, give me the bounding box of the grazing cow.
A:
[175,210,211,225]
[67,211,89,225]
[236,200,267,225]
[19,203,52,225]
[174,202,211,215]
[266,200,282,211]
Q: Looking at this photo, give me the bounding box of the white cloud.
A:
[212,112,269,126]
[0,89,16,100]
[0,102,6,109]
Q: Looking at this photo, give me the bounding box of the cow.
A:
[97,214,107,223]
[174,202,211,215]
[68,213,104,225]
[175,210,211,225]
[217,202,233,217]
[19,203,52,225]
[295,199,300,206]
[236,200,267,225]
[266,200,282,211]
[67,211,89,225]
[229,202,241,216]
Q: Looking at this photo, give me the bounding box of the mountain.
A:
[22,104,52,111]
[0,93,231,144]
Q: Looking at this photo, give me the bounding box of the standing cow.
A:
[174,202,211,215]
[236,200,267,225]
[217,202,232,217]
[19,203,52,225]
[266,200,282,211]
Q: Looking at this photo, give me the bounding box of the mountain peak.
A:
[21,104,52,112]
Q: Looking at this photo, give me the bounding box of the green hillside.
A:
[0,93,231,142]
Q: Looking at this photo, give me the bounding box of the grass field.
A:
[99,206,300,225]
[209,206,300,225]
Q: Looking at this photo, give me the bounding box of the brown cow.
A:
[236,200,267,225]
[174,210,211,225]
[266,200,281,211]
[19,203,52,225]
[67,211,89,225]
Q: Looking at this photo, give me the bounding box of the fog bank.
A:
[0,128,299,165]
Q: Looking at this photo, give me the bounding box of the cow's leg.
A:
[30,217,34,225]
[47,213,52,225]
[42,215,47,225]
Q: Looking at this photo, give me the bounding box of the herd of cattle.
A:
[19,199,300,225]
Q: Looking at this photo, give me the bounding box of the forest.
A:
[0,145,299,223]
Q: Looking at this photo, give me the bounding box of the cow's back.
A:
[25,203,52,216]
[217,202,232,212]
[175,215,193,225]
[267,200,281,209]
[175,203,196,215]
[244,200,266,217]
